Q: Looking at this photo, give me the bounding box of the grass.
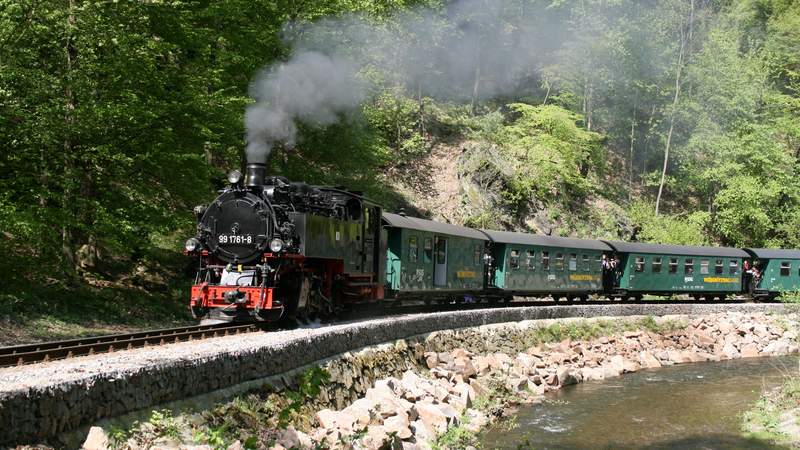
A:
[433,423,480,450]
[742,377,800,445]
[0,281,192,346]
[520,316,685,349]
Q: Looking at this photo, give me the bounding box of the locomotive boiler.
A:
[185,163,384,323]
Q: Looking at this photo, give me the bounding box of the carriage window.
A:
[408,236,418,262]
[715,259,724,274]
[669,258,678,273]
[473,245,482,266]
[435,238,446,264]
[635,256,645,272]
[542,252,550,270]
[700,259,710,275]
[423,238,433,263]
[685,258,694,275]
[582,254,590,270]
[781,261,791,276]
[510,249,520,270]
[569,254,578,271]
[652,257,662,273]
[555,253,564,270]
[729,260,739,274]
[526,250,535,270]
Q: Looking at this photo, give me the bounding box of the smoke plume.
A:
[244,0,574,164]
[245,51,364,164]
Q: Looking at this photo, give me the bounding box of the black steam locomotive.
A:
[186,163,383,323]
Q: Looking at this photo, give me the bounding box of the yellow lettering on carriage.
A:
[569,274,599,281]
[457,270,477,278]
[703,277,738,283]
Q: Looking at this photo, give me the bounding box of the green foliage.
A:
[493,104,604,205]
[278,367,331,426]
[627,201,708,245]
[777,289,800,304]
[741,377,800,445]
[147,410,181,440]
[433,423,480,450]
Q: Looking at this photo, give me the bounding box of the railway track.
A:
[0,322,258,368]
[0,297,764,368]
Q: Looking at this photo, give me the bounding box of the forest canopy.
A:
[1,0,799,304]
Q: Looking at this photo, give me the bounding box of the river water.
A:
[480,356,799,449]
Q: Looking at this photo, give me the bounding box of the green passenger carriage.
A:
[744,248,800,298]
[603,241,748,298]
[383,213,488,300]
[482,230,611,299]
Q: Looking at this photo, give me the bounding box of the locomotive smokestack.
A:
[244,163,266,187]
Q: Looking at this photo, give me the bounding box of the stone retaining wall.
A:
[1,303,797,445]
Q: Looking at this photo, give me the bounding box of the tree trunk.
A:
[628,94,637,200]
[470,37,481,116]
[470,63,480,116]
[417,81,425,137]
[583,78,594,131]
[542,81,551,106]
[655,19,687,216]
[62,0,77,271]
[641,103,657,183]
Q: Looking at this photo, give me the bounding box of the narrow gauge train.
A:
[185,166,800,323]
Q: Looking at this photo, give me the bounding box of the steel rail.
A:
[0,322,258,368]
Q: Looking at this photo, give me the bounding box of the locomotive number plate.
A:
[219,235,253,244]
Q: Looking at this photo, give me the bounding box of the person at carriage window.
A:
[751,261,762,288]
[612,255,623,287]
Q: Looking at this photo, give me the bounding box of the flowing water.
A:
[480,356,799,449]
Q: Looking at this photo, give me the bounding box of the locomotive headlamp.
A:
[269,238,284,253]
[185,238,201,252]
[227,169,243,185]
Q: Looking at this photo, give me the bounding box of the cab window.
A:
[635,256,645,272]
[409,236,418,262]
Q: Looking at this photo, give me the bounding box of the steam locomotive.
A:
[186,164,800,323]
[186,163,383,323]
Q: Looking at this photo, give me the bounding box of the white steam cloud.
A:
[245,51,364,164]
[245,0,568,164]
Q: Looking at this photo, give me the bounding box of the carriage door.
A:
[434,237,448,287]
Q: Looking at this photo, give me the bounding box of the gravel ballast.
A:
[0,302,797,445]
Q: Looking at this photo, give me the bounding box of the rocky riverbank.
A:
[82,312,799,450]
